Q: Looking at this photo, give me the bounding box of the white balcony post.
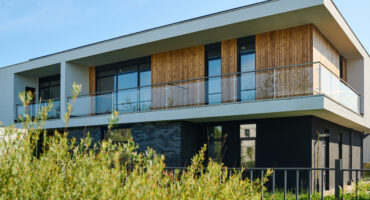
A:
[319,63,321,94]
[197,80,200,105]
[165,84,168,109]
[60,61,67,122]
[273,69,276,98]
[233,75,237,102]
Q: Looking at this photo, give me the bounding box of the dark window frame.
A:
[205,43,222,105]
[237,36,256,102]
[38,75,60,101]
[95,57,151,113]
[239,123,257,168]
[206,124,224,164]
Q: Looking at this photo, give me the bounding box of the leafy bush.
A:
[0,84,272,199]
[263,185,370,200]
[363,163,370,180]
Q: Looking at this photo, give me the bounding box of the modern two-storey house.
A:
[0,0,369,190]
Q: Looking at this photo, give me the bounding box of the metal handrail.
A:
[163,166,369,199]
[71,61,360,98]
[164,167,337,170]
[15,98,61,107]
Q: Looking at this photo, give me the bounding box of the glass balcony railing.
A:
[319,66,360,114]
[15,99,61,121]
[69,62,361,117]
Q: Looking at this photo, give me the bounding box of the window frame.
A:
[95,57,151,113]
[205,42,222,105]
[239,123,257,168]
[38,75,60,101]
[237,36,256,102]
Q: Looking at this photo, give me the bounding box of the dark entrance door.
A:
[203,122,240,167]
[207,125,223,164]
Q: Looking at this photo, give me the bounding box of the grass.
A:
[262,181,370,200]
[363,163,370,181]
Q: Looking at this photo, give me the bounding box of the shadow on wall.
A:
[364,134,370,164]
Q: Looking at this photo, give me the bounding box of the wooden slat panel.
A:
[151,46,205,109]
[89,67,96,94]
[313,26,340,76]
[342,57,347,81]
[152,46,205,83]
[221,39,238,103]
[255,24,314,100]
[89,66,96,115]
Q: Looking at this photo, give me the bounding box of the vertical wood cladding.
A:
[256,25,313,69]
[89,67,96,94]
[89,67,96,114]
[151,46,205,108]
[149,24,345,105]
[342,57,347,81]
[255,25,314,100]
[151,45,205,84]
[221,39,238,102]
[221,39,238,74]
[313,26,340,77]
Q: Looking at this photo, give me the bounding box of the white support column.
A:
[347,58,365,115]
[60,61,67,122]
[62,61,90,119]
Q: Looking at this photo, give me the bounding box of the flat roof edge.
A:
[324,0,370,58]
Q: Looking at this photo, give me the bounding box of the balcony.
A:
[69,62,361,118]
[15,99,61,121]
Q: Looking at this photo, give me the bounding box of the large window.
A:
[206,43,222,105]
[39,75,60,100]
[238,36,256,101]
[96,57,151,114]
[207,125,223,163]
[240,124,256,168]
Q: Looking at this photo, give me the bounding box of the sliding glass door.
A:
[206,43,222,105]
[117,65,138,113]
[238,36,256,102]
[95,57,151,114]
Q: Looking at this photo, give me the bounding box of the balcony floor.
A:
[18,94,368,133]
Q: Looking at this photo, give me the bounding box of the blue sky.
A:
[0,0,369,68]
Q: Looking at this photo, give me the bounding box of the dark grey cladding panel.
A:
[66,126,103,145]
[131,122,182,167]
[131,121,203,167]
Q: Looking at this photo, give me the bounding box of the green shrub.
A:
[0,84,272,200]
[363,163,370,180]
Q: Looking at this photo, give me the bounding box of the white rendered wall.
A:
[61,62,90,121]
[0,69,14,125]
[347,58,365,115]
[64,62,89,97]
[363,56,370,133]
[13,74,38,105]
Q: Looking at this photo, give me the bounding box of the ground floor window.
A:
[240,124,256,168]
[207,125,223,163]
